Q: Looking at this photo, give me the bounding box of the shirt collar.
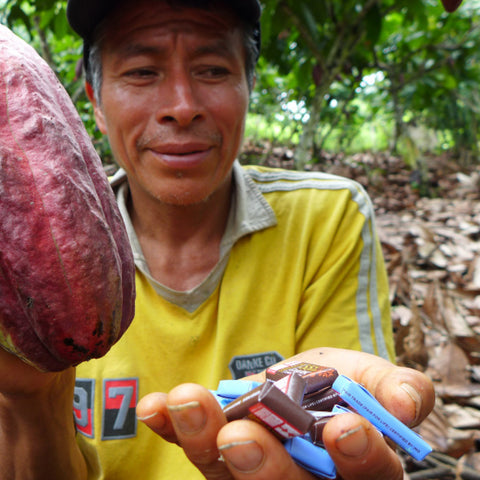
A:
[112,160,277,269]
[221,161,277,253]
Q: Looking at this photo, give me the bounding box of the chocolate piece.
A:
[266,361,338,394]
[308,413,336,446]
[273,373,307,405]
[302,387,346,411]
[223,382,267,422]
[223,380,315,440]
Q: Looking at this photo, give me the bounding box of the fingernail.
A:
[136,411,159,421]
[167,401,205,434]
[336,425,369,457]
[218,440,265,473]
[400,383,422,426]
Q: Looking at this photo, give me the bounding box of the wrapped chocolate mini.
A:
[223,380,315,440]
[266,361,338,394]
[272,373,307,404]
[302,387,346,411]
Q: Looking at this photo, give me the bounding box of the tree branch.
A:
[33,16,56,72]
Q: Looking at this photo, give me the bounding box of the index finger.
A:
[166,383,232,478]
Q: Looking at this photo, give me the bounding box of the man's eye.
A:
[198,66,230,78]
[125,68,156,78]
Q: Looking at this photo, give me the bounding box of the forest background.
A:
[1,0,480,477]
[2,0,480,171]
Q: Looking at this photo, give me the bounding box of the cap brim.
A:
[67,0,261,41]
[67,0,117,41]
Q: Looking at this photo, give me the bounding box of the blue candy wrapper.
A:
[284,436,336,478]
[211,380,264,408]
[217,380,262,399]
[332,375,432,461]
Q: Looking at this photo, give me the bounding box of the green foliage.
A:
[255,0,480,167]
[374,0,480,160]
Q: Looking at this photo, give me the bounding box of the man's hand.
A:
[0,343,69,395]
[0,346,87,480]
[137,347,435,480]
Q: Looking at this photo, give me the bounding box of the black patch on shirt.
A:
[229,351,284,379]
[102,378,138,440]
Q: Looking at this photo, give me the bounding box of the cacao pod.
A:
[0,25,136,372]
[440,0,463,12]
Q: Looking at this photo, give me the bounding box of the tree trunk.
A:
[295,83,330,170]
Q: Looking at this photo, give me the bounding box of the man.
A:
[0,1,434,479]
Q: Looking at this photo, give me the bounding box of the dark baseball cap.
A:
[67,0,261,74]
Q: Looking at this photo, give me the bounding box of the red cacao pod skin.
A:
[441,0,463,12]
[0,25,136,372]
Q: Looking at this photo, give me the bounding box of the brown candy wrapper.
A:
[308,413,337,446]
[302,387,347,411]
[223,380,315,440]
[273,373,307,404]
[266,361,338,394]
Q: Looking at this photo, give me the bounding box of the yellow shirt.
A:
[75,163,394,479]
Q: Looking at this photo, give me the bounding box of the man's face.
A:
[91,0,250,206]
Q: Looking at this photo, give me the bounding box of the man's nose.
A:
[156,72,204,127]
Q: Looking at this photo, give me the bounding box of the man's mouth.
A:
[154,142,212,155]
[147,143,214,169]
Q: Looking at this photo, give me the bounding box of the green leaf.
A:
[7,5,32,32]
